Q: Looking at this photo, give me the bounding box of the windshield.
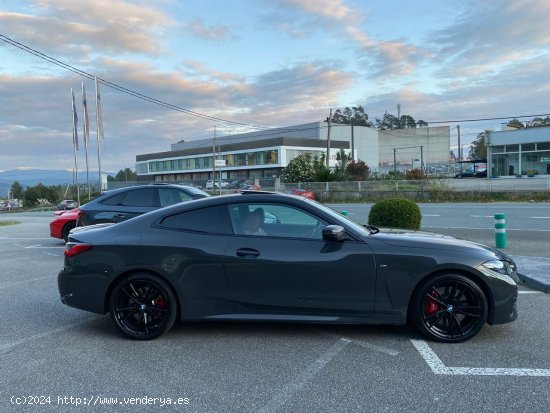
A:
[303,199,371,236]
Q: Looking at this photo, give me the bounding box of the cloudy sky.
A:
[1,0,549,173]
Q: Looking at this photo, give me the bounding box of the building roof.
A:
[136,136,349,162]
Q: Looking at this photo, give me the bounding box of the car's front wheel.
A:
[62,221,76,242]
[109,273,177,340]
[411,274,488,343]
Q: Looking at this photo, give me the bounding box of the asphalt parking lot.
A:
[1,213,550,412]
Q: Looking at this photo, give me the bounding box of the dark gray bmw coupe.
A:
[58,192,518,342]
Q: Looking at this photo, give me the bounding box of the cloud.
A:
[182,20,234,41]
[0,0,174,58]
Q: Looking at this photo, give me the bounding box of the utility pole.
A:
[212,126,216,186]
[350,122,355,161]
[326,108,332,167]
[393,148,397,179]
[420,145,424,175]
[457,125,462,172]
[397,103,401,120]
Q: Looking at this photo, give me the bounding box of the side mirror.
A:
[322,225,346,242]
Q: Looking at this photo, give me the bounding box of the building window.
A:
[521,143,536,151]
[505,144,519,153]
[538,142,550,151]
[492,146,505,153]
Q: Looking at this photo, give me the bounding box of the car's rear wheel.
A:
[411,274,488,343]
[62,221,76,242]
[109,273,177,340]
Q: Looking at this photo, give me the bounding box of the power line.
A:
[0,34,265,130]
[3,34,549,131]
[426,113,550,124]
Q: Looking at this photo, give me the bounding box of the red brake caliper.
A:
[425,293,439,315]
[153,296,166,310]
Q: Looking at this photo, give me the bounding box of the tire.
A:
[411,274,488,343]
[62,221,76,242]
[109,273,177,340]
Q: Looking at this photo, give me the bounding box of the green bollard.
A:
[341,211,349,217]
[495,213,506,248]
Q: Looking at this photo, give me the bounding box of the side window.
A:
[159,188,191,207]
[158,205,232,234]
[101,192,126,206]
[121,188,156,207]
[229,203,327,239]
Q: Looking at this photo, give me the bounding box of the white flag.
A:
[71,88,79,150]
[82,82,90,143]
[95,76,104,140]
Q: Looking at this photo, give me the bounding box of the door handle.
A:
[236,248,260,258]
[114,214,126,218]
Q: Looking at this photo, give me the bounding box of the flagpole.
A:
[71,88,80,205]
[82,82,90,199]
[94,76,103,193]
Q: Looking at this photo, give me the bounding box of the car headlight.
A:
[482,259,513,275]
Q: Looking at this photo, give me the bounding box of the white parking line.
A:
[0,318,98,354]
[0,237,53,240]
[259,339,350,413]
[411,339,550,377]
[518,291,543,294]
[469,215,494,218]
[423,214,441,217]
[531,217,550,219]
[310,328,399,356]
[24,245,65,249]
[423,226,550,232]
[0,275,57,289]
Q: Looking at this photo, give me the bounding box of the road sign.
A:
[215,159,226,167]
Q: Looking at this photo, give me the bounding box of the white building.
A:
[486,126,550,176]
[136,122,450,182]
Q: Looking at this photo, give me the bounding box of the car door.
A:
[223,202,377,314]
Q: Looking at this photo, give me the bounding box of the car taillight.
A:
[64,243,93,257]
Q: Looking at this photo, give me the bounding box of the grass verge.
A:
[0,220,20,227]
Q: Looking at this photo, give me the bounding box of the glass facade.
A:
[491,143,550,176]
[146,149,279,173]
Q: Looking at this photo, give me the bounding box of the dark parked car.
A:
[60,191,518,342]
[455,163,487,178]
[57,199,79,210]
[76,184,209,226]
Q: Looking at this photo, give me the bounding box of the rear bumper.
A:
[58,269,110,314]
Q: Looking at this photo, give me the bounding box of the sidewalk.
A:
[512,255,550,293]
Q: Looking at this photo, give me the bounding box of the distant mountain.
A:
[0,169,114,196]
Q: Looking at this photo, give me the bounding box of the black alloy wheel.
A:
[412,274,488,343]
[109,273,177,340]
[62,221,76,242]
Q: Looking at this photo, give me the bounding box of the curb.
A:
[517,273,550,293]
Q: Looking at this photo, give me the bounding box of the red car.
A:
[289,188,315,200]
[50,207,80,242]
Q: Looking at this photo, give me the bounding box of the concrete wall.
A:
[378,126,450,166]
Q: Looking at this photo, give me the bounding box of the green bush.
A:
[368,198,421,229]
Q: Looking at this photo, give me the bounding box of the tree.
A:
[346,160,370,181]
[331,106,374,127]
[400,115,417,128]
[312,154,333,182]
[417,120,428,127]
[115,168,137,182]
[469,132,487,160]
[333,149,351,181]
[10,181,24,199]
[506,118,524,129]
[528,116,550,128]
[282,153,314,183]
[375,112,401,130]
